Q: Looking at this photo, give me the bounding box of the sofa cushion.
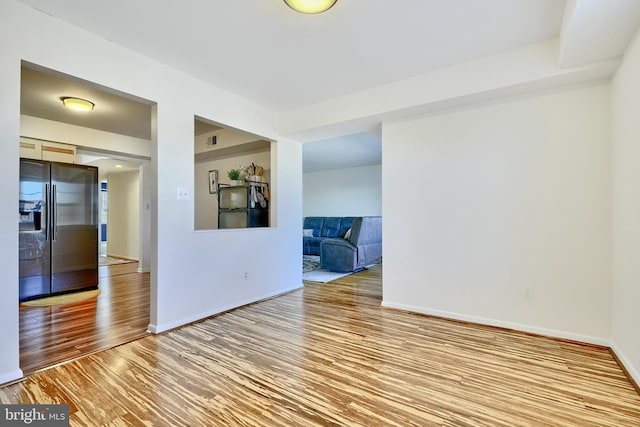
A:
[303,217,324,237]
[320,217,355,237]
[303,216,359,256]
[337,217,355,237]
[320,238,356,272]
[303,236,325,255]
[320,216,382,272]
[320,217,342,238]
[305,236,324,247]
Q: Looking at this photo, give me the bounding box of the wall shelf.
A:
[217,183,269,229]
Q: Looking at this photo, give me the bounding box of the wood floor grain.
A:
[3,264,639,426]
[19,262,150,374]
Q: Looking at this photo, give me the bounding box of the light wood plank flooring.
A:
[3,264,639,426]
[19,262,150,374]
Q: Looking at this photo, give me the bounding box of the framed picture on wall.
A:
[208,169,218,194]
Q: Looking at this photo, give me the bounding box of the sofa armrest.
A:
[320,238,357,272]
[348,216,382,246]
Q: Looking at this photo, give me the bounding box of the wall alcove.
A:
[193,116,273,230]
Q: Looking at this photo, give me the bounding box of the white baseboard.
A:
[610,342,640,389]
[0,369,24,386]
[148,284,303,334]
[106,253,138,262]
[381,301,611,347]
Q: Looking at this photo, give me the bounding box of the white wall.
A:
[138,162,152,273]
[611,30,640,386]
[0,1,301,384]
[303,164,381,217]
[195,149,271,230]
[0,5,21,385]
[382,83,612,344]
[107,170,140,260]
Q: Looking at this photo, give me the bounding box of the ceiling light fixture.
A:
[283,0,337,14]
[61,97,95,112]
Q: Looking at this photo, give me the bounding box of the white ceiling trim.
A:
[558,0,640,68]
[280,38,620,142]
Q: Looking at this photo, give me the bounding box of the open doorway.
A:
[76,150,145,267]
[19,62,154,374]
[301,132,383,282]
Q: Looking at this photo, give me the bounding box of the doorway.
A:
[19,62,154,373]
[76,150,145,266]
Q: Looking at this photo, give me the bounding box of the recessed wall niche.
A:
[194,116,272,230]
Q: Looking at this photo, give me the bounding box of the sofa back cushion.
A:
[337,217,355,238]
[303,216,356,238]
[321,217,343,238]
[303,217,325,237]
[322,217,355,238]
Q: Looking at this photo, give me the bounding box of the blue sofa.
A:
[303,216,382,272]
[303,217,355,256]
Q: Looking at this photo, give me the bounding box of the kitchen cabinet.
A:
[19,138,76,163]
[19,138,42,160]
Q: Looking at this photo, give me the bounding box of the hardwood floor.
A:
[19,262,150,375]
[3,264,639,426]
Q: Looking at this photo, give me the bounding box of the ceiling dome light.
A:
[284,0,337,14]
[61,97,95,112]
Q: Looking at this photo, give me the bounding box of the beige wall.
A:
[195,150,271,230]
[107,170,140,260]
[195,128,261,154]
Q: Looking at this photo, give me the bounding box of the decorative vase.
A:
[230,180,239,186]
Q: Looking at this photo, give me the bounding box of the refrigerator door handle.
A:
[51,184,57,241]
[45,183,51,241]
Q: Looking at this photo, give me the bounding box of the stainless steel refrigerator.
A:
[19,159,99,302]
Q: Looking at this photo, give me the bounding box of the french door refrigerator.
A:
[19,159,99,302]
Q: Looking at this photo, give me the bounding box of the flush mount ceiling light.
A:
[61,97,95,112]
[284,0,337,14]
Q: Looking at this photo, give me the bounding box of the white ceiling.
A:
[16,0,640,172]
[303,132,381,173]
[18,0,566,112]
[21,64,153,140]
[76,150,141,182]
